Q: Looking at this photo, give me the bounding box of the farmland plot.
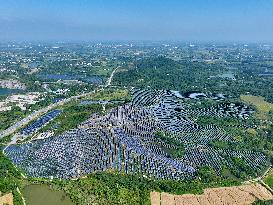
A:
[150,183,273,205]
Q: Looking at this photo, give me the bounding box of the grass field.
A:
[40,101,103,135]
[241,95,273,119]
[83,88,130,101]
[265,173,273,189]
[247,128,258,136]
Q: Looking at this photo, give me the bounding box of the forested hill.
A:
[113,57,225,91]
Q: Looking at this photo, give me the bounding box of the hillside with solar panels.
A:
[4,89,268,180]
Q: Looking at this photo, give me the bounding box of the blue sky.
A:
[0,0,273,42]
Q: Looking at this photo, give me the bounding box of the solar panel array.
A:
[4,89,267,180]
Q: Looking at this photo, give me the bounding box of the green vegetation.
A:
[229,157,255,179]
[28,170,239,205]
[155,131,185,158]
[265,173,273,189]
[190,101,273,179]
[195,113,269,153]
[113,57,273,103]
[241,95,273,120]
[85,88,131,102]
[2,45,273,204]
[252,200,273,205]
[0,107,26,131]
[241,95,273,114]
[39,88,130,135]
[0,149,23,205]
[195,115,242,128]
[0,135,13,145]
[41,102,103,135]
[114,57,224,91]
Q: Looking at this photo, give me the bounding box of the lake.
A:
[23,184,74,205]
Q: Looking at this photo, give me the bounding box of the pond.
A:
[23,184,74,205]
[0,88,21,96]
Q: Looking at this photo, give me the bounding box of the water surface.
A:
[23,184,74,205]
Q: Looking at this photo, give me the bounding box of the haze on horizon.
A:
[0,0,273,42]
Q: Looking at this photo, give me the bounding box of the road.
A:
[0,90,96,140]
[105,66,119,87]
[0,66,119,140]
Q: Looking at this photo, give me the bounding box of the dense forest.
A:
[113,57,273,103]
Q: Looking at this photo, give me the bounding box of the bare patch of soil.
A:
[151,183,273,205]
[0,192,13,205]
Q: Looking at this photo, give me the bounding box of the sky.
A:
[0,0,273,42]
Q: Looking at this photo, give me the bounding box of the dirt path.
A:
[16,187,26,205]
